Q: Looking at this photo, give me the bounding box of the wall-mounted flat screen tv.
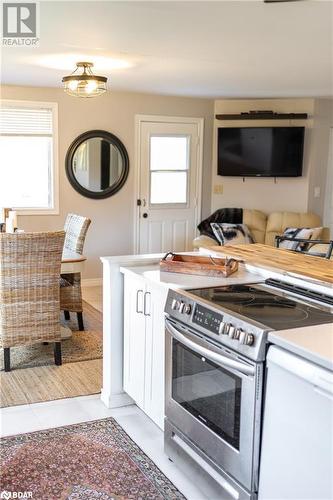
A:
[217,126,305,177]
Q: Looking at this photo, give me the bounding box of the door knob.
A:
[142,213,148,218]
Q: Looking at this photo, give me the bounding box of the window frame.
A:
[1,99,59,215]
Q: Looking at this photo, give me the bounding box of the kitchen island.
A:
[207,242,333,287]
[101,247,333,500]
[100,246,333,412]
[100,252,261,411]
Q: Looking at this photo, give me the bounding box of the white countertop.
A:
[120,262,333,371]
[120,263,262,289]
[268,323,333,371]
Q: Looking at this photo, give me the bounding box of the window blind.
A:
[0,105,53,135]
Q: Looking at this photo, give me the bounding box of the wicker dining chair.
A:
[60,213,91,330]
[0,231,65,372]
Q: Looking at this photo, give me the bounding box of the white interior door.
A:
[324,127,333,237]
[136,117,203,254]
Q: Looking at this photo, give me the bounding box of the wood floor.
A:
[0,359,102,407]
[82,285,103,313]
[0,298,103,408]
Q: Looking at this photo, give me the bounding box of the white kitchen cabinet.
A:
[123,273,146,410]
[144,281,168,429]
[123,272,168,429]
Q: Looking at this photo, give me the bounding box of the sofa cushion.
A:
[193,234,218,249]
[211,223,254,246]
[265,212,322,246]
[243,209,267,244]
[308,243,333,259]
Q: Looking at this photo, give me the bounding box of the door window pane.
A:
[150,171,187,204]
[150,136,188,171]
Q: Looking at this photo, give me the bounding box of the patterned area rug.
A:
[0,418,185,500]
[0,301,102,371]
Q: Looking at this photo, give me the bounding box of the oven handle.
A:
[165,319,255,377]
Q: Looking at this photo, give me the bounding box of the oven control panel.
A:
[193,304,223,334]
[165,290,262,360]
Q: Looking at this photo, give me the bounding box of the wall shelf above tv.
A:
[215,112,308,121]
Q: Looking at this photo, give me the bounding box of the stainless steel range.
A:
[164,279,333,500]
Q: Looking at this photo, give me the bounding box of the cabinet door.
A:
[123,273,146,409]
[144,283,168,430]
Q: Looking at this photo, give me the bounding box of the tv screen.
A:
[217,127,305,177]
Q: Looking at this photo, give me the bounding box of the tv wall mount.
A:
[215,110,308,120]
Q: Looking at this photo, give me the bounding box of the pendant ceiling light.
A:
[62,62,107,98]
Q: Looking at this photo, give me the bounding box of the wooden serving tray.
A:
[160,252,239,277]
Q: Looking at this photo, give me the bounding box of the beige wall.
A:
[308,98,333,218]
[1,85,214,279]
[211,98,315,215]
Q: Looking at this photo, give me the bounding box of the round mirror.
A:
[65,130,129,199]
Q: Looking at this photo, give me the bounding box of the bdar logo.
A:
[0,491,11,500]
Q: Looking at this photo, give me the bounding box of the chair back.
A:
[0,231,65,348]
[64,213,91,255]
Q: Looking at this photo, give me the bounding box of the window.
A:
[149,135,189,205]
[0,101,58,214]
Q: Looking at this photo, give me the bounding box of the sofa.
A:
[193,209,331,257]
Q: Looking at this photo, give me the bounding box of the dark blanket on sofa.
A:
[197,208,243,240]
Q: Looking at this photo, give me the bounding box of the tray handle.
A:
[161,251,175,261]
[209,256,244,267]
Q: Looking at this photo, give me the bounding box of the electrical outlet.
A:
[314,186,321,198]
[214,184,223,194]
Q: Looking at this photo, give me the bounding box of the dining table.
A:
[61,249,86,274]
[60,250,87,339]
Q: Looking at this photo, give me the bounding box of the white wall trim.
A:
[133,114,204,254]
[323,127,333,235]
[82,278,103,287]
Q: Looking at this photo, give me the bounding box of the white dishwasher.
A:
[259,346,333,500]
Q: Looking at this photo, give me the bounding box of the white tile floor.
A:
[0,288,208,498]
[0,395,208,500]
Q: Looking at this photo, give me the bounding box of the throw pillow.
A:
[210,223,255,246]
[279,227,323,251]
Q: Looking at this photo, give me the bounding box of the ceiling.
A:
[1,0,332,98]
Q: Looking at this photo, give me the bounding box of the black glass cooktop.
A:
[188,283,333,331]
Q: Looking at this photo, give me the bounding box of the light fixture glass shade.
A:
[62,62,107,98]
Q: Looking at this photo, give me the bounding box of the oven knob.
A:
[218,321,226,335]
[234,328,241,340]
[184,304,192,315]
[245,333,255,346]
[238,329,247,344]
[221,322,230,335]
[228,325,236,339]
[179,302,186,314]
[171,299,180,311]
[223,323,230,335]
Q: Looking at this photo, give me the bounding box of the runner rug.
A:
[0,418,185,500]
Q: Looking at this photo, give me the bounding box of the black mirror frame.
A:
[65,129,129,199]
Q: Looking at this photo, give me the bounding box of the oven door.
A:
[165,317,263,492]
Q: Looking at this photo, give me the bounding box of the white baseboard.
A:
[100,389,134,409]
[82,278,102,287]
